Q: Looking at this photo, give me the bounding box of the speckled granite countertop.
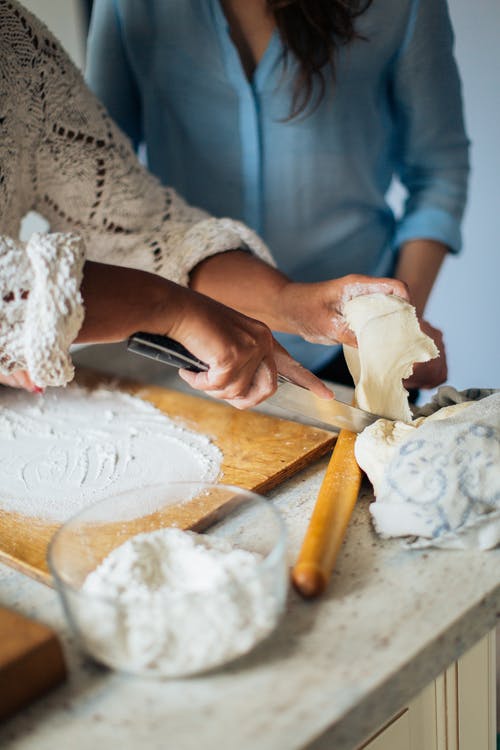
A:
[0,344,498,750]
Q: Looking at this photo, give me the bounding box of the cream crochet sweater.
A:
[0,0,273,387]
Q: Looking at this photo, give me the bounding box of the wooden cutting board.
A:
[0,369,336,586]
[0,607,67,721]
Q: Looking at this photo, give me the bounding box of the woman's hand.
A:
[169,289,332,407]
[168,292,332,409]
[277,274,410,347]
[404,319,447,390]
[78,262,332,409]
[190,253,409,347]
[0,370,42,392]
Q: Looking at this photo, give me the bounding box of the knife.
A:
[127,332,380,433]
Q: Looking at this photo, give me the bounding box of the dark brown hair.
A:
[268,0,373,118]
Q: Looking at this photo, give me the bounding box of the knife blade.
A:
[127,331,381,433]
[265,380,379,433]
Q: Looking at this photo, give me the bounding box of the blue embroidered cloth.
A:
[357,389,500,549]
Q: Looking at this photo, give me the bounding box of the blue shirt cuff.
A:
[394,207,463,254]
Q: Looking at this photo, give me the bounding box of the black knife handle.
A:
[127,332,208,373]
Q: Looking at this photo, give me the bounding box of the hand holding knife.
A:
[127,332,381,433]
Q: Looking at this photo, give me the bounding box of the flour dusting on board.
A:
[0,386,222,521]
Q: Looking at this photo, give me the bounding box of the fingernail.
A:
[32,386,44,394]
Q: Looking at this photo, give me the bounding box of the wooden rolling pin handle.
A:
[292,429,362,598]
[291,565,327,598]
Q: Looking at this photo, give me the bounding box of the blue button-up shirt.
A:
[87,0,469,370]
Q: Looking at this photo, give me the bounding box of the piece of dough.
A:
[355,401,474,499]
[343,294,439,422]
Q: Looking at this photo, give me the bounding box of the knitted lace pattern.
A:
[0,0,273,386]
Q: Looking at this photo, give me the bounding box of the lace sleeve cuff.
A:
[0,233,84,386]
[24,233,85,387]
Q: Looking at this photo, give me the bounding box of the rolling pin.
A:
[292,429,362,598]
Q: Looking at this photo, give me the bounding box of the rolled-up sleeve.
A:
[391,0,470,254]
[86,0,143,149]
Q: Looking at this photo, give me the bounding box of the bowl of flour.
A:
[48,482,287,677]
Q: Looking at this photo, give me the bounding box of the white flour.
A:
[0,386,222,521]
[79,528,281,676]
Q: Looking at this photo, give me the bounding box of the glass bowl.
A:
[48,482,287,678]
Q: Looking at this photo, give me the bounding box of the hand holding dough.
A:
[342,294,439,422]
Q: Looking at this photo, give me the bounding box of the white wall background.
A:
[426,0,500,389]
[20,0,500,389]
